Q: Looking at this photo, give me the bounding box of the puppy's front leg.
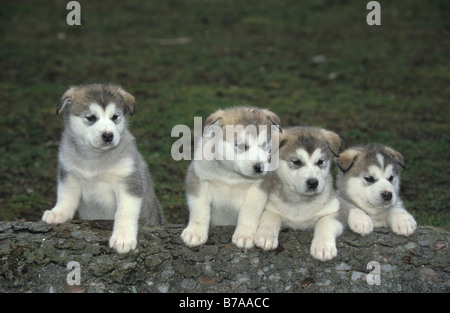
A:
[109,186,142,254]
[255,205,282,250]
[42,170,81,224]
[181,191,211,247]
[388,201,417,236]
[232,185,267,249]
[311,213,343,261]
[348,207,374,235]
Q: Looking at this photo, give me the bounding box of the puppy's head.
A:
[57,84,135,151]
[335,144,405,210]
[277,126,341,196]
[202,106,281,178]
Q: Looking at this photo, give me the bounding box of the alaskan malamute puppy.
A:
[181,106,281,249]
[255,126,343,261]
[335,144,416,236]
[42,84,162,253]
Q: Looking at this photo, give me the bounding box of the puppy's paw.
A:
[181,225,208,247]
[310,238,337,261]
[109,232,137,254]
[42,210,71,224]
[232,230,255,249]
[391,213,417,236]
[255,230,278,251]
[349,214,374,236]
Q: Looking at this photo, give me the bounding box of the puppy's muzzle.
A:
[306,178,319,190]
[381,191,393,201]
[102,131,114,143]
[253,163,263,174]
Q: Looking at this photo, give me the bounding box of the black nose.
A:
[381,191,392,201]
[102,132,114,142]
[253,163,263,173]
[306,178,319,190]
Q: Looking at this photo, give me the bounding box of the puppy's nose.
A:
[381,191,392,201]
[253,163,263,174]
[102,132,114,142]
[306,178,319,190]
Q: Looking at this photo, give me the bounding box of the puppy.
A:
[42,84,162,253]
[335,144,416,236]
[255,126,343,261]
[181,106,281,249]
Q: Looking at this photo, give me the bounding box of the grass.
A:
[0,0,448,226]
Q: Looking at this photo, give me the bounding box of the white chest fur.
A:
[61,153,135,219]
[269,192,340,230]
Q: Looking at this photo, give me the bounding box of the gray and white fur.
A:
[181,106,281,249]
[42,84,162,253]
[255,126,343,261]
[335,144,416,236]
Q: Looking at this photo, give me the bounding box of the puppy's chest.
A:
[64,156,135,183]
[270,194,339,228]
[209,181,254,204]
[271,196,315,222]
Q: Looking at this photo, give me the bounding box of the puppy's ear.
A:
[204,109,224,131]
[118,88,136,116]
[56,87,77,114]
[277,130,288,149]
[385,146,406,170]
[322,129,341,157]
[262,109,282,133]
[335,149,359,173]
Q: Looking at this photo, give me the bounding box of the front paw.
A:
[349,214,373,236]
[232,229,255,249]
[255,229,278,251]
[109,232,137,254]
[310,238,337,261]
[391,213,417,236]
[181,224,208,247]
[42,209,71,224]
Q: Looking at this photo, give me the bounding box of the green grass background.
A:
[0,0,448,226]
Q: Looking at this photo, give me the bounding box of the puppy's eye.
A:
[292,159,302,166]
[388,175,394,182]
[317,159,325,166]
[112,113,120,122]
[235,142,248,151]
[85,115,97,122]
[364,176,375,183]
[261,140,271,151]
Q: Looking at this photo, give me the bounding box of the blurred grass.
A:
[0,0,448,226]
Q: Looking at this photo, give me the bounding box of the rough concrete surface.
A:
[0,221,448,293]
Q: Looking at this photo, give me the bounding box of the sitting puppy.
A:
[181,106,281,249]
[335,144,416,236]
[255,126,343,261]
[42,84,162,253]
